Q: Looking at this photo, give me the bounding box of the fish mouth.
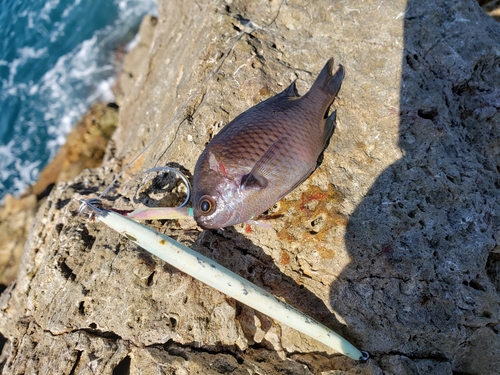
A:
[195,214,218,229]
[196,211,238,229]
[195,203,239,229]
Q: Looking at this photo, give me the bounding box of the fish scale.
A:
[192,58,345,229]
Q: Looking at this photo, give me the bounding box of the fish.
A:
[192,58,345,229]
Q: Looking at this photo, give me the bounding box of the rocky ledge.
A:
[1,1,500,374]
[0,103,118,287]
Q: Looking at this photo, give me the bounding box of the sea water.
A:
[0,0,157,201]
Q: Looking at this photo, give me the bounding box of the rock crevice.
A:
[1,0,500,374]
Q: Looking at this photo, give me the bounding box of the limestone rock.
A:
[0,103,118,289]
[114,15,158,106]
[1,1,500,374]
[0,194,37,286]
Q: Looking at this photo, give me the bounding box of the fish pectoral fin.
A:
[241,140,284,190]
[241,172,268,188]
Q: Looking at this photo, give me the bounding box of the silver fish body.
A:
[192,58,345,229]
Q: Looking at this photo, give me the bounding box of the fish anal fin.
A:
[323,110,337,149]
[316,111,337,167]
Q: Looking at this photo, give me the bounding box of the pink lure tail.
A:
[126,207,193,220]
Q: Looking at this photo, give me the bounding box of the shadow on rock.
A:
[194,226,345,340]
[330,1,500,372]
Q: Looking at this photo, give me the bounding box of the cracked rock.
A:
[1,0,500,374]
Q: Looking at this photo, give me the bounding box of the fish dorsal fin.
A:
[283,80,300,98]
[241,140,284,189]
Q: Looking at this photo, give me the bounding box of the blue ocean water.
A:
[0,0,157,201]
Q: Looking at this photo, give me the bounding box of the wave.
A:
[0,0,157,200]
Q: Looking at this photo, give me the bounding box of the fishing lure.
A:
[74,20,367,359]
[78,197,369,361]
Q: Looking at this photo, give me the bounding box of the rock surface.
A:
[114,15,159,106]
[0,103,118,288]
[0,194,37,287]
[1,0,500,374]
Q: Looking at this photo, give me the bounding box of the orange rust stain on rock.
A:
[319,247,335,259]
[280,251,290,265]
[259,86,270,96]
[253,86,271,104]
[277,230,296,242]
[299,190,329,211]
[277,184,347,259]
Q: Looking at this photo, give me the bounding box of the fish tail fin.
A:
[311,58,345,98]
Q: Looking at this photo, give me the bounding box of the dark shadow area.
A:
[192,226,346,339]
[0,333,6,359]
[112,355,131,375]
[330,0,500,370]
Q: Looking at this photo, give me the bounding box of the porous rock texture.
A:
[0,103,118,288]
[1,0,500,374]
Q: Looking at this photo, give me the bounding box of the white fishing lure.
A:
[79,197,368,361]
[76,16,369,362]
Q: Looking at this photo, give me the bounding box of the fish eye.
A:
[199,195,216,215]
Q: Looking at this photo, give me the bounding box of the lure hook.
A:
[141,166,191,208]
[77,166,193,223]
[78,198,106,220]
[360,350,370,362]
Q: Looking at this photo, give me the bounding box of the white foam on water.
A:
[40,0,61,23]
[61,0,81,19]
[0,0,157,200]
[15,158,41,186]
[5,46,48,89]
[90,76,117,103]
[0,141,15,172]
[125,32,141,52]
[50,21,66,44]
[27,12,35,29]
